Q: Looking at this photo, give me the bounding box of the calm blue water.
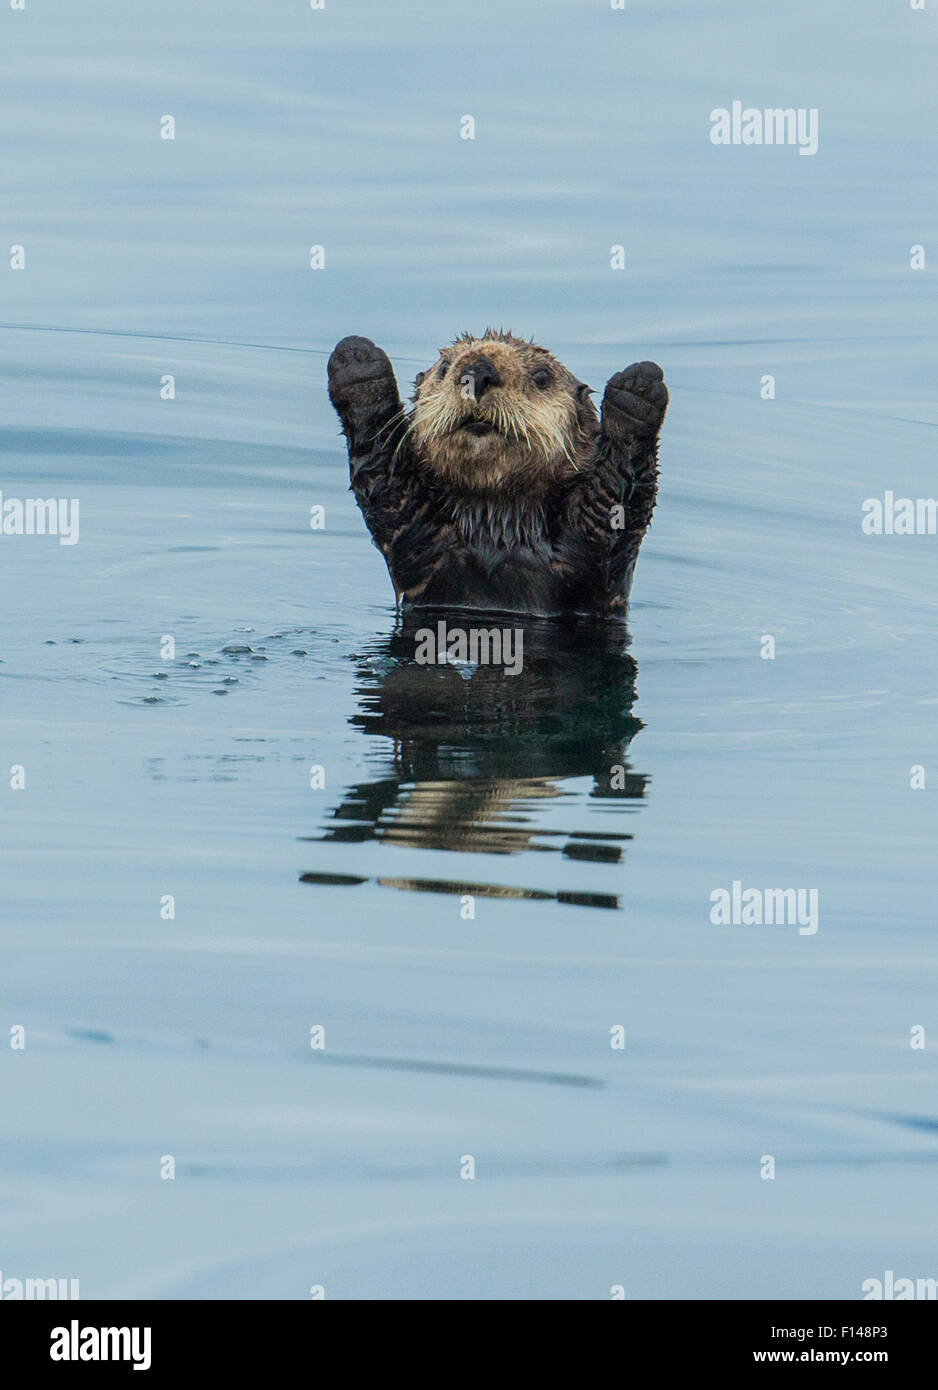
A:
[1,0,937,1299]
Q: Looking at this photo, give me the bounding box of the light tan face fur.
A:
[410,331,598,496]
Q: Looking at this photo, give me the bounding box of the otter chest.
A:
[391,501,568,615]
[416,536,564,614]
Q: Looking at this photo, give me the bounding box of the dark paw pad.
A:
[603,361,668,438]
[328,336,396,406]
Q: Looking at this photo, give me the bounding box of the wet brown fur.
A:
[410,330,598,498]
[327,328,668,617]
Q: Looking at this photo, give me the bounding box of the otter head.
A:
[410,330,598,497]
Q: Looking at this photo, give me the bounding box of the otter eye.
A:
[438,360,449,379]
[532,367,551,390]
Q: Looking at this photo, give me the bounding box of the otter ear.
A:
[414,370,427,390]
[576,382,594,402]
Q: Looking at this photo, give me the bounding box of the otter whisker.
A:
[388,418,413,466]
[371,409,408,447]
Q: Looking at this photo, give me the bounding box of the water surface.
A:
[2,0,937,1299]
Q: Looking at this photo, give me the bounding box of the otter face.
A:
[410,330,598,496]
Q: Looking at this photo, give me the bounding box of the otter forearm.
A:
[327,336,406,476]
[328,334,421,556]
[597,435,661,557]
[555,362,666,610]
[556,453,637,610]
[597,361,667,544]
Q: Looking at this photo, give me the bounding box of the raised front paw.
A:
[602,361,669,441]
[327,335,398,412]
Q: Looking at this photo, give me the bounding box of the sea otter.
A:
[327,330,668,617]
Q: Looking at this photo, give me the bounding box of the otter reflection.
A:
[301,616,649,911]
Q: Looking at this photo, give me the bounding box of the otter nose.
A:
[461,355,501,399]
